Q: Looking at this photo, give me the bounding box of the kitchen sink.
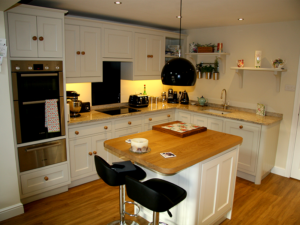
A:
[95,107,141,115]
[203,109,231,115]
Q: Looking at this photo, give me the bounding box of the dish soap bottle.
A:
[143,84,147,95]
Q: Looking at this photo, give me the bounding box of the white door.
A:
[291,113,300,179]
[8,13,38,57]
[37,17,63,57]
[104,29,132,58]
[80,26,102,77]
[65,25,81,77]
[91,133,112,169]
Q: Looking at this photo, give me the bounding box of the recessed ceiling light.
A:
[176,16,182,19]
[114,1,122,4]
[238,18,244,21]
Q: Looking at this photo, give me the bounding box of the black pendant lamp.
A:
[161,0,196,86]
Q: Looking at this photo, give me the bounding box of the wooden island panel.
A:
[104,129,243,174]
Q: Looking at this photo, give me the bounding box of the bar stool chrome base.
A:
[108,220,139,225]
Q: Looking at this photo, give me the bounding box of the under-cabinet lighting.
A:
[176,16,182,18]
[238,18,244,21]
[114,1,122,4]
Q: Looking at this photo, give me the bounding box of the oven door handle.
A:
[21,73,58,77]
[26,142,61,152]
[23,100,58,105]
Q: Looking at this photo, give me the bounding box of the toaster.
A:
[129,94,149,108]
[80,102,91,112]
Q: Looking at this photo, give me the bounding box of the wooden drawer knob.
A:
[104,126,108,130]
[81,51,85,55]
[147,55,153,58]
[167,114,170,117]
[44,176,49,181]
[149,118,152,121]
[93,151,97,154]
[76,51,80,55]
[75,131,79,135]
[239,125,243,129]
[128,121,132,125]
[89,152,93,156]
[39,36,44,41]
[32,36,37,41]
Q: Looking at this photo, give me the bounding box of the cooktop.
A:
[95,107,141,115]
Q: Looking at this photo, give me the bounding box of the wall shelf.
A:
[231,67,287,92]
[165,55,178,58]
[185,52,230,74]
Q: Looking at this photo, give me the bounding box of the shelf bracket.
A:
[235,69,243,88]
[273,71,282,92]
[217,54,227,74]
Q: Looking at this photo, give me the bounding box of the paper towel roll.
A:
[131,138,148,153]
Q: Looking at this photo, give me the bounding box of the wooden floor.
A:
[1,173,300,225]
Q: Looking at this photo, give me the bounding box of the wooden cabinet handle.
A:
[39,36,44,41]
[93,151,97,154]
[44,176,49,181]
[128,121,132,125]
[104,126,108,130]
[32,36,37,41]
[167,114,170,117]
[239,125,243,129]
[149,118,152,121]
[147,55,153,58]
[81,51,85,55]
[76,51,80,55]
[89,152,93,156]
[75,131,79,135]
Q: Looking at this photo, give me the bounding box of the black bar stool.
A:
[125,176,187,225]
[94,155,147,225]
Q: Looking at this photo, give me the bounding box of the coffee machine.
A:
[167,88,178,103]
[67,91,82,117]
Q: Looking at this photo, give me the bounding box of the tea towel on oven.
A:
[45,99,60,133]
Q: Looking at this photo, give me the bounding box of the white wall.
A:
[0,11,23,221]
[183,21,300,170]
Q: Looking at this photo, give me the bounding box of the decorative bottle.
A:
[143,84,147,95]
[255,51,262,68]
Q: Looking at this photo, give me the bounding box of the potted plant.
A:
[196,43,216,53]
[213,57,219,80]
[196,63,204,79]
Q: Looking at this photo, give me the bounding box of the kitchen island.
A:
[104,129,243,225]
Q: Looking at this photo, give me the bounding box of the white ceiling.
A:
[26,0,300,31]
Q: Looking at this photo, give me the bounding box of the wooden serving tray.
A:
[152,121,207,138]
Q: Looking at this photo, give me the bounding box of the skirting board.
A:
[0,203,24,222]
[271,166,287,177]
[68,174,99,188]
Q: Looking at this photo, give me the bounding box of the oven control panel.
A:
[11,61,62,72]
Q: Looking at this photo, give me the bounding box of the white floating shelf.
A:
[165,55,179,58]
[185,52,230,74]
[231,67,287,92]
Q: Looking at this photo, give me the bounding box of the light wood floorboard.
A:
[1,173,300,225]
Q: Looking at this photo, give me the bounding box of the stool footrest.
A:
[123,201,140,217]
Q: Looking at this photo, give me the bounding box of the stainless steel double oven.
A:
[11,61,66,172]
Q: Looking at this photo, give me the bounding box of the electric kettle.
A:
[180,90,189,104]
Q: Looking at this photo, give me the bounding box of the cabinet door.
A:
[65,25,81,78]
[198,149,237,225]
[114,126,142,138]
[80,26,102,77]
[69,137,93,178]
[92,133,112,171]
[134,33,163,76]
[225,121,260,174]
[37,17,63,57]
[177,111,191,123]
[104,29,132,58]
[192,115,208,127]
[208,118,223,132]
[8,13,38,57]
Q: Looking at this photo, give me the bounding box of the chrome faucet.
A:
[221,89,229,110]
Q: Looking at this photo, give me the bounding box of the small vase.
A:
[206,72,211,79]
[213,72,219,80]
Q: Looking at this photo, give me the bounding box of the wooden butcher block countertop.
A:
[104,129,243,175]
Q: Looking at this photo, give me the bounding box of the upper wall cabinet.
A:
[8,13,63,58]
[103,29,132,59]
[133,33,164,79]
[65,25,102,83]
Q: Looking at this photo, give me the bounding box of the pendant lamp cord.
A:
[179,0,182,57]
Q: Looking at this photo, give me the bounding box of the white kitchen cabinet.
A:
[143,110,174,131]
[177,111,191,123]
[103,28,132,58]
[133,33,164,79]
[208,117,223,132]
[225,121,260,175]
[192,114,208,127]
[65,24,102,83]
[8,13,63,58]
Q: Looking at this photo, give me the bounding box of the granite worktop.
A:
[68,102,282,127]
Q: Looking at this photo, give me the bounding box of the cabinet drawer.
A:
[144,112,173,124]
[21,164,69,195]
[115,116,142,129]
[69,122,112,139]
